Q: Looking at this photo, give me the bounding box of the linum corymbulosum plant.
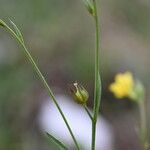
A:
[0,0,102,149]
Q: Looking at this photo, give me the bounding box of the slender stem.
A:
[91,0,102,150]
[3,23,80,150]
[91,120,96,150]
[138,100,148,150]
[93,0,101,121]
[22,45,80,150]
[84,105,93,121]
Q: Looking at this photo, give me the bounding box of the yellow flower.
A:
[109,72,134,99]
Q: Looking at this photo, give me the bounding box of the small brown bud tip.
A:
[69,82,89,105]
[0,19,6,27]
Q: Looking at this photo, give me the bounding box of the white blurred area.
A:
[38,95,114,150]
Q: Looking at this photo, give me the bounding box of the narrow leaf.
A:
[9,19,24,43]
[0,19,6,27]
[46,133,68,150]
[95,73,101,117]
[94,72,101,121]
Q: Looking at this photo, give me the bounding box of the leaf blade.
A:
[46,133,68,150]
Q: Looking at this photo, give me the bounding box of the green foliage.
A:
[46,133,68,150]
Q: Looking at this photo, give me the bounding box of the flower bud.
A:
[83,0,95,16]
[69,82,89,105]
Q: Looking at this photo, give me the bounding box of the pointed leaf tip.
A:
[9,19,24,43]
[0,19,6,27]
[46,133,68,150]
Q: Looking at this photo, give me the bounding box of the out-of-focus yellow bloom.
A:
[109,72,134,99]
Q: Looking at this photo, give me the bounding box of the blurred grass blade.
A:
[46,133,68,150]
[9,19,24,43]
[0,19,6,27]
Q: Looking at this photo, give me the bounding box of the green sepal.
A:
[129,80,145,102]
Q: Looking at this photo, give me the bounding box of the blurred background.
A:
[0,0,150,149]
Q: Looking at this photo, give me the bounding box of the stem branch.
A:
[3,23,80,150]
[84,106,93,121]
[91,0,102,150]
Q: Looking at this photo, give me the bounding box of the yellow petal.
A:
[109,72,134,99]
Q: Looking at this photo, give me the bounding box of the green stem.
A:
[3,23,80,150]
[138,100,148,150]
[92,0,102,150]
[91,120,96,150]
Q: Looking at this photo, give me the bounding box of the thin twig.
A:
[84,105,93,121]
[0,21,80,150]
